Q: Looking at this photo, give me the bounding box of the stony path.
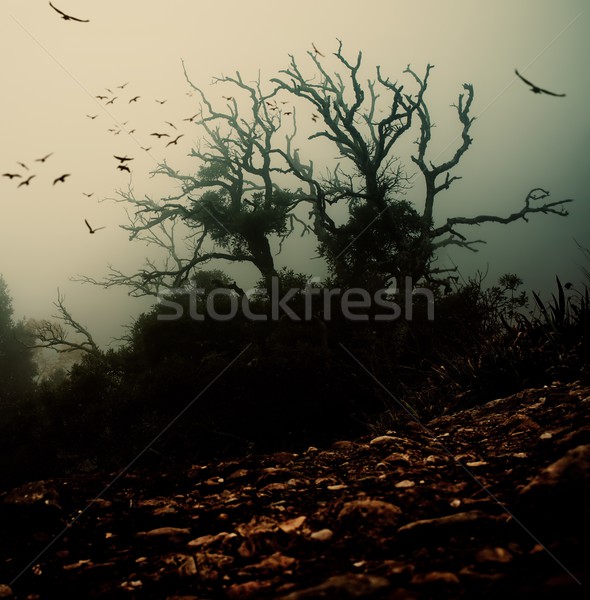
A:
[1,380,589,598]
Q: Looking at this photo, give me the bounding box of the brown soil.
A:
[1,380,589,599]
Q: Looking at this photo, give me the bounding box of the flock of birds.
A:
[2,3,568,237]
[2,154,74,189]
[2,149,105,233]
[1,64,204,235]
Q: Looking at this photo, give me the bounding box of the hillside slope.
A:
[1,380,589,599]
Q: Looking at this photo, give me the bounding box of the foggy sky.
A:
[1,1,588,349]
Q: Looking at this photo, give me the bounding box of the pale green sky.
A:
[1,1,588,347]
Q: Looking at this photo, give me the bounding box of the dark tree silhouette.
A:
[79,44,572,296]
[270,42,572,288]
[0,275,38,407]
[27,289,100,357]
[79,65,312,296]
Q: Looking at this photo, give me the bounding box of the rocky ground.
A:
[1,379,589,599]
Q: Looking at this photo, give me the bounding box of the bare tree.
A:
[80,64,314,297]
[81,44,572,297]
[27,290,100,357]
[271,42,572,288]
[271,41,422,286]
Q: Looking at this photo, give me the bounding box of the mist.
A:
[1,0,588,349]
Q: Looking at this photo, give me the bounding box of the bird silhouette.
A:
[118,82,129,89]
[82,192,94,197]
[311,113,319,122]
[96,95,108,100]
[514,69,565,97]
[150,132,170,138]
[312,43,325,57]
[222,96,234,101]
[165,121,177,129]
[114,155,133,163]
[49,2,89,22]
[3,173,21,179]
[18,175,35,187]
[166,134,184,147]
[17,162,29,170]
[35,152,54,163]
[106,97,118,105]
[117,164,131,173]
[155,99,167,104]
[141,146,152,152]
[183,113,199,122]
[85,219,105,234]
[129,96,140,103]
[53,173,70,185]
[86,114,98,119]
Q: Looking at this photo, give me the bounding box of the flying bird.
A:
[96,95,108,100]
[3,173,22,179]
[48,2,89,22]
[117,164,131,173]
[166,134,184,147]
[312,43,325,57]
[128,96,140,103]
[35,152,54,163]
[106,97,118,105]
[53,173,70,185]
[183,113,199,122]
[17,162,29,170]
[141,146,152,152]
[150,132,170,138]
[165,121,177,129]
[118,82,130,89]
[18,175,35,187]
[155,99,167,104]
[85,219,105,234]
[222,96,234,101]
[87,114,98,119]
[114,155,133,163]
[514,69,566,97]
[82,192,94,197]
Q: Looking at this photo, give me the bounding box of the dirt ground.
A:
[1,379,589,599]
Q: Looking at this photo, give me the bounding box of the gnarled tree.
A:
[80,66,314,297]
[81,43,572,298]
[271,42,572,289]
